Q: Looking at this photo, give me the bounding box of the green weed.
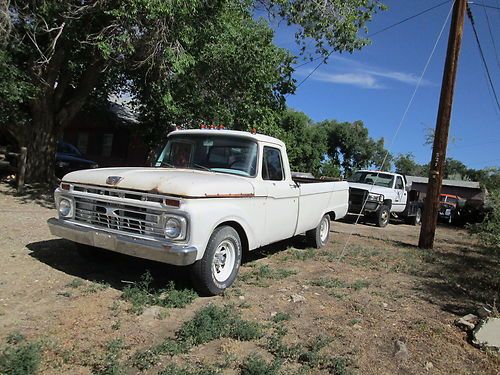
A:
[92,338,124,375]
[122,271,197,314]
[158,363,218,375]
[0,338,42,375]
[350,279,370,291]
[240,265,297,286]
[240,353,281,375]
[310,278,346,289]
[66,278,84,288]
[271,312,291,323]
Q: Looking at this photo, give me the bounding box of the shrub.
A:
[470,189,500,249]
[0,340,42,375]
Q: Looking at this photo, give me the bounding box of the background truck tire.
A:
[375,205,390,228]
[407,207,422,226]
[190,226,242,296]
[306,214,331,249]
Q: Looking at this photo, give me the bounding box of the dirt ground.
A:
[0,181,499,375]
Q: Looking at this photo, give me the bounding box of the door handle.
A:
[289,184,298,189]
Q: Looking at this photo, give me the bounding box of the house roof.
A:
[406,175,481,189]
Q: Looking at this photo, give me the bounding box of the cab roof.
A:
[169,129,285,148]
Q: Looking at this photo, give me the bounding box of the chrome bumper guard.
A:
[47,218,197,266]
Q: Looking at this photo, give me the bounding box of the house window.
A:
[77,132,88,154]
[102,133,113,157]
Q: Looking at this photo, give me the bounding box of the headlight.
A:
[164,215,187,240]
[367,193,383,202]
[57,161,70,168]
[90,163,99,169]
[58,198,72,217]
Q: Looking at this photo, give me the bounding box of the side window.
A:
[262,147,284,181]
[395,176,404,190]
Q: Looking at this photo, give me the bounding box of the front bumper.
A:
[348,201,381,214]
[47,218,198,266]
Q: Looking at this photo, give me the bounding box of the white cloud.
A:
[309,71,384,89]
[297,55,435,89]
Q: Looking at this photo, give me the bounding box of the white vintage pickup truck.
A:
[48,129,349,295]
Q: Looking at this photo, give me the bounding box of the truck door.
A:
[393,175,407,213]
[262,146,299,245]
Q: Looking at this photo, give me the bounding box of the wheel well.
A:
[216,221,249,254]
[383,200,392,209]
[326,211,336,221]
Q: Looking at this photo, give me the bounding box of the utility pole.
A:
[419,0,467,249]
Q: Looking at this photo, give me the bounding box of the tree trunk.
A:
[26,98,58,183]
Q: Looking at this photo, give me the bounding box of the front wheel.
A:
[306,214,331,249]
[375,205,390,228]
[190,226,242,296]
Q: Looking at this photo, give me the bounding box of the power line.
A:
[293,0,452,84]
[479,0,500,69]
[337,2,455,260]
[466,5,500,113]
[468,2,500,10]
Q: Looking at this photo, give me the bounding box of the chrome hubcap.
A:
[212,239,236,282]
[320,217,329,243]
[381,210,389,223]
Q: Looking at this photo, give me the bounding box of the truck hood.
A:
[63,167,255,198]
[348,182,394,196]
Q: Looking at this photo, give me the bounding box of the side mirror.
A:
[405,185,411,192]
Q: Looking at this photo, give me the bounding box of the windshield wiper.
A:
[191,163,213,172]
[159,161,174,168]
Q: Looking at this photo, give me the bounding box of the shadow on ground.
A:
[414,244,500,316]
[26,239,192,291]
[26,235,310,292]
[0,179,57,209]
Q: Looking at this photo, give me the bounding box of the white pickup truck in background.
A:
[347,170,423,227]
[48,129,349,295]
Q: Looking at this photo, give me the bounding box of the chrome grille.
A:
[72,185,164,203]
[73,197,165,239]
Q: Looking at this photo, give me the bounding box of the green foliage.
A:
[158,364,218,375]
[130,338,188,371]
[1,0,383,182]
[470,189,500,249]
[279,109,327,175]
[309,278,346,289]
[272,312,291,323]
[178,304,262,346]
[122,271,197,314]
[0,338,42,375]
[319,120,391,175]
[66,278,84,289]
[240,353,281,375]
[394,153,427,177]
[131,304,262,371]
[240,264,297,286]
[93,339,125,375]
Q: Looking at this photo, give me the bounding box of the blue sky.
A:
[267,0,500,170]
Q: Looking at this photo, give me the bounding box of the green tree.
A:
[319,120,390,175]
[1,0,383,182]
[279,109,327,174]
[394,153,427,176]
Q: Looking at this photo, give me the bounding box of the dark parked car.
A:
[56,142,98,178]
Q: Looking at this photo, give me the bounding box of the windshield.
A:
[348,171,394,188]
[156,135,258,177]
[58,142,82,156]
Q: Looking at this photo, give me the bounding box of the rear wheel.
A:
[190,226,242,296]
[306,214,331,249]
[407,207,422,226]
[375,205,390,228]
